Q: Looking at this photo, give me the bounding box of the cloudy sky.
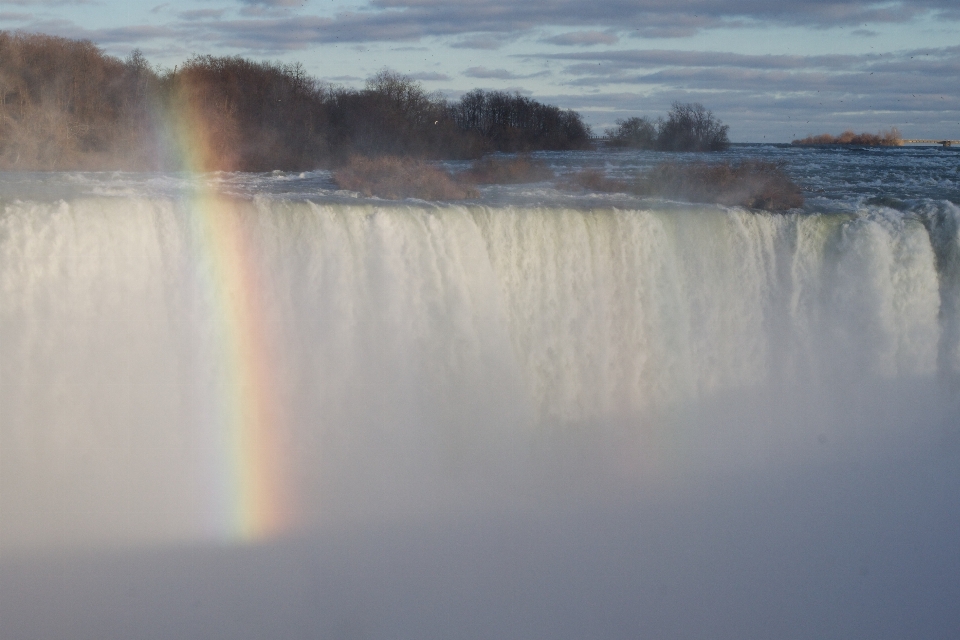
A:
[2,0,958,141]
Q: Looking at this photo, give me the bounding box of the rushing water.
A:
[2,146,959,639]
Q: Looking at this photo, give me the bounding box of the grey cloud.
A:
[195,10,520,51]
[239,0,302,6]
[565,63,960,100]
[86,24,182,44]
[0,0,94,4]
[18,20,182,45]
[543,30,618,46]
[293,0,960,46]
[540,46,960,77]
[239,5,300,17]
[630,26,700,38]
[626,13,728,38]
[96,0,958,52]
[177,9,228,20]
[410,71,451,81]
[8,0,960,55]
[463,66,551,80]
[626,67,883,93]
[24,0,952,56]
[499,85,535,95]
[450,35,514,50]
[464,66,523,79]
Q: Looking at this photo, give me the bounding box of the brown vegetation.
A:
[162,56,329,171]
[563,160,804,211]
[640,161,804,210]
[333,156,478,200]
[461,155,554,184]
[792,128,902,146]
[0,33,157,169]
[1,31,594,171]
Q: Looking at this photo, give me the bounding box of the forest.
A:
[0,32,592,170]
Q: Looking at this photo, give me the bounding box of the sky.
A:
[2,0,958,142]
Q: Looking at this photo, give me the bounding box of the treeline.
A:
[0,32,592,171]
[604,103,730,152]
[450,90,592,153]
[791,129,902,147]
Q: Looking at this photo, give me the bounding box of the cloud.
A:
[20,0,954,57]
[202,0,957,48]
[463,66,551,80]
[8,0,960,60]
[450,35,513,50]
[239,0,302,6]
[464,66,523,79]
[543,30,618,46]
[87,24,184,44]
[0,0,94,4]
[410,71,451,81]
[544,49,864,72]
[535,45,960,83]
[177,9,228,20]
[38,0,946,54]
[11,19,182,46]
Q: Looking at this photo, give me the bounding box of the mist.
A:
[2,196,959,638]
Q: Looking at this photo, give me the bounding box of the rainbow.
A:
[166,89,296,543]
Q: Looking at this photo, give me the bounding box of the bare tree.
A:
[656,102,729,151]
[606,117,657,149]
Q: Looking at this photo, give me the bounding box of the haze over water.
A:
[2,145,959,639]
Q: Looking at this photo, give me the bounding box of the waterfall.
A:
[3,197,956,550]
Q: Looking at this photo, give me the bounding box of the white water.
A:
[2,196,960,638]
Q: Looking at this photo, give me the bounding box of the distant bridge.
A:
[902,139,958,148]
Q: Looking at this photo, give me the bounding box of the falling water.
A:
[2,177,959,638]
